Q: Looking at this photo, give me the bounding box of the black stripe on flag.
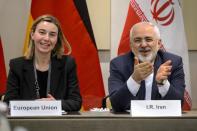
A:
[73,0,97,48]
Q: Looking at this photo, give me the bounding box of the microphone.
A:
[102,90,116,109]
[0,102,11,131]
[0,102,8,115]
[13,127,28,131]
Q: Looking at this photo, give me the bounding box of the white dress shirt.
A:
[127,72,170,99]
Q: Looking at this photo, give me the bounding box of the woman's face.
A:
[31,21,58,55]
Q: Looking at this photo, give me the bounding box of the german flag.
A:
[24,0,105,110]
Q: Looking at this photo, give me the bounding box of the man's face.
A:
[130,23,161,63]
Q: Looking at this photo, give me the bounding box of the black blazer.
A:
[108,50,185,112]
[4,55,82,112]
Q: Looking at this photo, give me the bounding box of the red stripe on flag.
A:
[30,0,105,110]
[118,1,143,55]
[0,36,7,95]
[183,89,192,111]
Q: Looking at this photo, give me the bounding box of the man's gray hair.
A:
[130,22,161,43]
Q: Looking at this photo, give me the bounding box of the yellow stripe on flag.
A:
[23,15,34,55]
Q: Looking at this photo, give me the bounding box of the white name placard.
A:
[10,100,62,116]
[130,100,181,117]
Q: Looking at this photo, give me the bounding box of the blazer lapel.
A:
[50,57,64,95]
[126,52,135,79]
[23,59,37,98]
[151,53,163,99]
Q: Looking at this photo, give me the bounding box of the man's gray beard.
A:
[138,52,156,63]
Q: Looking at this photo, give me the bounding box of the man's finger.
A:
[162,60,172,66]
[134,57,139,65]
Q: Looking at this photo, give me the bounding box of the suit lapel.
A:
[126,52,135,79]
[50,57,64,95]
[23,59,37,98]
[151,52,163,99]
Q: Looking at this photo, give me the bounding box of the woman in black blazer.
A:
[4,15,82,112]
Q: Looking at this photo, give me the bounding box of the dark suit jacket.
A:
[108,50,185,112]
[4,55,82,112]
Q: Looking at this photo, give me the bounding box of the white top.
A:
[127,73,170,99]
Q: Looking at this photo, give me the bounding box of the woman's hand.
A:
[36,94,56,101]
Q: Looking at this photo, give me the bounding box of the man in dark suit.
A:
[108,22,185,112]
